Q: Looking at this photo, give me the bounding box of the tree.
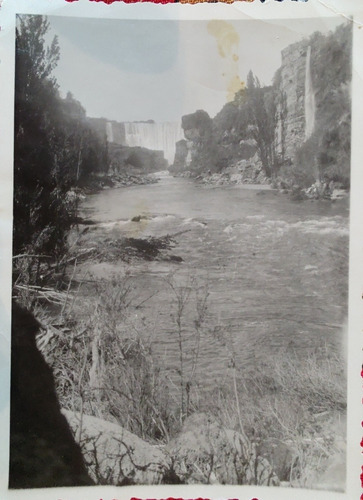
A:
[13,15,109,270]
[245,71,277,178]
[14,15,66,259]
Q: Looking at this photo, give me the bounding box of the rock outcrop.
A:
[88,117,127,145]
[9,303,93,488]
[170,22,352,192]
[59,410,279,487]
[179,110,216,174]
[274,41,308,164]
[166,413,279,486]
[170,108,257,177]
[63,410,170,485]
[171,139,189,172]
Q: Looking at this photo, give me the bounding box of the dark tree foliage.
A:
[14,16,63,258]
[234,71,278,177]
[14,15,108,263]
[213,101,250,145]
[246,71,278,177]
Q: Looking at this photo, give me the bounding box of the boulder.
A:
[63,410,170,485]
[182,110,213,141]
[166,413,279,486]
[304,180,332,199]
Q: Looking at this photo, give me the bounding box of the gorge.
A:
[87,22,351,194]
[11,16,351,492]
[170,22,352,195]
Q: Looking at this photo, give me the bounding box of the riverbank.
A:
[171,167,349,202]
[78,170,160,195]
[170,159,270,187]
[39,219,347,490]
[15,174,348,490]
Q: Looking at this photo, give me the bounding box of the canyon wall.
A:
[171,22,352,190]
[274,40,309,164]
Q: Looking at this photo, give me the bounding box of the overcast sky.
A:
[47,15,344,123]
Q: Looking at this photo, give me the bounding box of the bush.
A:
[201,349,346,487]
[39,276,177,443]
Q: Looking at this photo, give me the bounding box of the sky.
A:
[46,15,344,123]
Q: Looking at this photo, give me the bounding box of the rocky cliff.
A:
[169,107,258,176]
[171,22,352,192]
[64,410,279,486]
[275,22,351,189]
[274,40,308,164]
[88,117,127,145]
[169,110,215,174]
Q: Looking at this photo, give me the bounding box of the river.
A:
[81,172,349,391]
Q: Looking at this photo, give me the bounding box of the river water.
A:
[82,172,349,389]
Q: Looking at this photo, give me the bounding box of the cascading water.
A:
[106,122,114,143]
[304,46,315,140]
[123,122,184,164]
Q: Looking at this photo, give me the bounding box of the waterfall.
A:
[106,121,114,143]
[124,122,184,164]
[304,46,315,139]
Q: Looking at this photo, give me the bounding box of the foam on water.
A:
[245,214,266,220]
[223,225,233,234]
[81,177,349,388]
[290,218,349,236]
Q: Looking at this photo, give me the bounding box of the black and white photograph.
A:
[4,4,358,497]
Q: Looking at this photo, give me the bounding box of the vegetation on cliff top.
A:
[172,22,352,192]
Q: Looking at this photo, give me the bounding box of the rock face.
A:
[59,410,279,487]
[63,410,170,485]
[88,117,126,145]
[274,23,352,185]
[175,41,311,178]
[171,23,352,191]
[274,41,309,164]
[178,110,216,174]
[9,303,93,488]
[171,139,189,172]
[166,413,279,486]
[106,120,127,145]
[182,110,213,141]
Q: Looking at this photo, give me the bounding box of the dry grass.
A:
[201,349,346,488]
[36,275,178,443]
[17,265,346,488]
